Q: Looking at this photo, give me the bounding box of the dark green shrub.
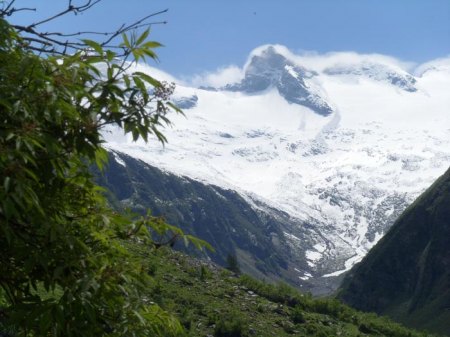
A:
[214,311,247,337]
[200,265,208,279]
[256,304,265,313]
[359,322,374,334]
[226,254,241,275]
[146,259,159,276]
[305,322,319,334]
[179,308,195,330]
[291,305,306,324]
[282,321,296,334]
[312,298,342,317]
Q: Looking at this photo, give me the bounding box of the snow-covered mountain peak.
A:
[243,45,316,80]
[224,45,333,116]
[323,61,417,92]
[244,48,418,92]
[244,44,298,67]
[105,47,450,290]
[247,45,290,74]
[415,57,450,77]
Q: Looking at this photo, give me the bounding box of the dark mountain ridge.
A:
[338,167,450,335]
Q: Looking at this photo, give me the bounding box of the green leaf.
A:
[185,234,214,252]
[123,74,131,88]
[81,39,103,55]
[107,65,113,80]
[143,41,163,49]
[122,33,131,49]
[131,128,139,141]
[166,102,184,116]
[85,56,103,65]
[105,50,116,62]
[6,132,15,141]
[134,72,161,88]
[3,176,11,193]
[133,75,146,92]
[136,29,150,46]
[142,48,159,61]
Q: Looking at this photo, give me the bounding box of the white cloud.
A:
[244,44,296,69]
[184,44,420,90]
[297,52,416,73]
[136,44,449,90]
[189,65,244,88]
[243,44,415,73]
[414,55,450,76]
[131,62,181,84]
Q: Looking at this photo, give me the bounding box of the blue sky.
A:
[8,0,450,77]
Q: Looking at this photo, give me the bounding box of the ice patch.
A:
[313,243,327,253]
[306,250,322,262]
[111,151,126,167]
[285,65,299,79]
[299,272,313,281]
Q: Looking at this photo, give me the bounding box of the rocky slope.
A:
[97,150,347,294]
[124,244,433,337]
[224,45,333,116]
[338,167,450,336]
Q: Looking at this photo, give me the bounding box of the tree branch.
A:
[2,0,168,57]
[29,0,101,28]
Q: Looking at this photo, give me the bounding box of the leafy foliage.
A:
[0,16,202,336]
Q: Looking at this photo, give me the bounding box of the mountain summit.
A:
[105,47,450,294]
[324,61,417,92]
[224,46,333,116]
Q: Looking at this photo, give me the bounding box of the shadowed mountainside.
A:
[95,150,326,291]
[338,167,450,336]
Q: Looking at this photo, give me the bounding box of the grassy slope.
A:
[133,243,435,337]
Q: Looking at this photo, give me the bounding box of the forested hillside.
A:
[338,167,450,335]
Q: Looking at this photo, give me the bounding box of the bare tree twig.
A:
[42,19,167,38]
[29,0,101,28]
[1,0,36,17]
[1,0,168,56]
[44,30,115,37]
[153,233,180,249]
[100,9,168,47]
[6,7,36,15]
[21,36,53,46]
[3,0,16,12]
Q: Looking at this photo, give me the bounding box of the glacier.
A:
[104,45,450,292]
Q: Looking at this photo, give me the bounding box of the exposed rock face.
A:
[225,46,333,116]
[174,95,198,109]
[97,151,326,292]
